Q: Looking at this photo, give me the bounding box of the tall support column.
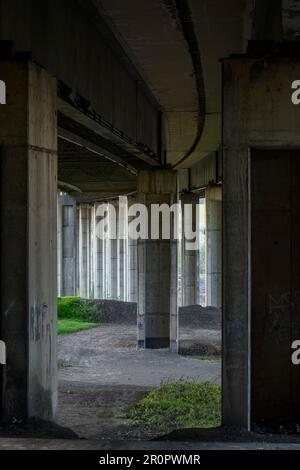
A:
[128,196,138,303]
[0,60,57,420]
[57,194,63,298]
[181,193,198,306]
[137,170,178,350]
[205,186,222,309]
[105,203,112,299]
[222,56,300,430]
[110,202,119,300]
[129,239,138,302]
[59,195,77,297]
[79,204,91,298]
[75,207,80,295]
[94,203,105,299]
[90,204,96,299]
[119,196,129,301]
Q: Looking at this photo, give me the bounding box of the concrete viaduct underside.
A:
[0,0,300,434]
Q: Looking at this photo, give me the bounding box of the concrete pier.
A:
[57,195,77,297]
[206,186,222,309]
[0,60,57,420]
[137,170,178,350]
[181,193,199,307]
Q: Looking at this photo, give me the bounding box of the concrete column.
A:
[94,203,105,299]
[110,202,120,300]
[129,239,138,303]
[221,56,300,430]
[119,196,129,301]
[79,204,91,298]
[75,207,80,295]
[205,186,222,309]
[181,193,198,306]
[137,170,178,350]
[128,196,138,303]
[0,60,57,420]
[59,195,77,297]
[89,204,96,299]
[105,203,112,299]
[57,195,63,298]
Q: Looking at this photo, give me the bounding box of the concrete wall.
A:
[223,56,300,428]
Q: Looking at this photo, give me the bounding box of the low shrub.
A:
[57,297,102,322]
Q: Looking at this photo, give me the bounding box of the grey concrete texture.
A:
[222,57,300,428]
[0,60,57,421]
[137,170,179,348]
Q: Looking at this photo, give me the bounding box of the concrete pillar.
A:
[110,202,120,300]
[79,204,91,298]
[59,195,77,297]
[57,195,63,298]
[137,170,178,350]
[89,204,96,299]
[119,196,129,301]
[128,196,138,303]
[0,60,57,420]
[205,186,222,309]
[94,203,105,299]
[181,193,198,306]
[75,207,80,295]
[222,56,300,430]
[129,239,138,303]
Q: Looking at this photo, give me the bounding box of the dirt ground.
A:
[57,324,221,440]
[2,325,300,448]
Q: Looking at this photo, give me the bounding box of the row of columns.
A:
[180,187,222,310]
[57,197,138,302]
[0,59,222,421]
[57,188,222,310]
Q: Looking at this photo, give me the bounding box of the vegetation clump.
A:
[57,297,101,335]
[129,381,221,433]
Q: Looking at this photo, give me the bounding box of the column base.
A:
[145,337,170,349]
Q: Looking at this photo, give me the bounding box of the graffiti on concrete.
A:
[0,80,6,104]
[0,341,6,365]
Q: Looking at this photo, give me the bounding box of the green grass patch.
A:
[58,318,100,335]
[128,381,221,432]
[57,297,101,335]
[57,296,101,322]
